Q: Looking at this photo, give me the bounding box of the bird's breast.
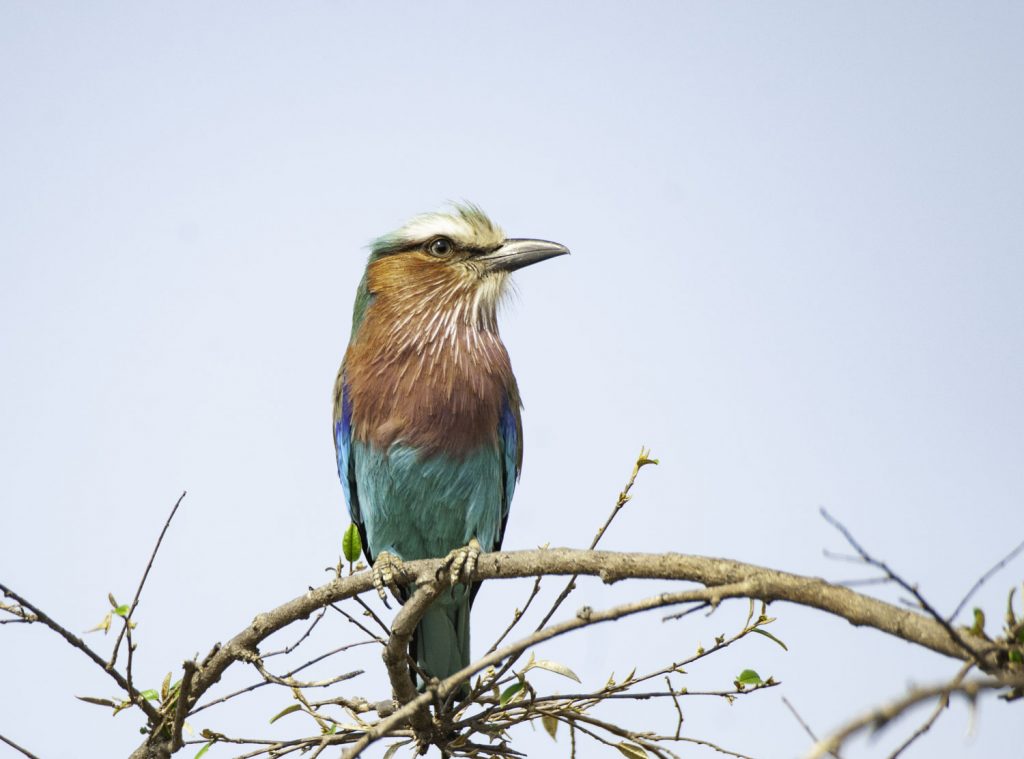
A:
[344,311,515,459]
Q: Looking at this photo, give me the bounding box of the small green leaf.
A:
[524,658,582,683]
[736,669,763,686]
[971,608,986,636]
[1009,649,1023,664]
[114,604,131,618]
[269,703,303,724]
[343,524,362,564]
[615,741,649,758]
[499,682,525,706]
[194,741,214,759]
[139,689,160,701]
[541,712,558,740]
[751,628,789,651]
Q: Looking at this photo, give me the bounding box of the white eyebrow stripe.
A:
[373,203,506,252]
[397,215,480,246]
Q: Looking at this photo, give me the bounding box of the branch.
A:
[0,733,40,759]
[170,660,197,751]
[803,677,1015,759]
[380,583,441,736]
[110,491,187,669]
[13,544,996,758]
[343,581,758,757]
[0,582,161,724]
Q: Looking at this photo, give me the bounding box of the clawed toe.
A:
[438,537,482,587]
[371,551,405,607]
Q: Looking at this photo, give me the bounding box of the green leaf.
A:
[139,689,160,701]
[524,658,582,683]
[615,741,649,758]
[343,524,362,563]
[751,628,789,651]
[269,704,303,724]
[541,712,558,740]
[1009,649,1023,664]
[971,608,985,636]
[194,741,214,759]
[499,682,525,706]
[114,604,131,618]
[736,669,763,686]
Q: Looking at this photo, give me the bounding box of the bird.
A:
[333,203,568,689]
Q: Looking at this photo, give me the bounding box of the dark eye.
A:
[428,237,453,257]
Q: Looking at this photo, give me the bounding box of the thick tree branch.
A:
[10,546,1004,758]
[189,546,999,712]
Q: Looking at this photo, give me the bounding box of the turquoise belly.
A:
[352,441,504,562]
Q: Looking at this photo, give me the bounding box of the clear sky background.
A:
[2,3,1022,758]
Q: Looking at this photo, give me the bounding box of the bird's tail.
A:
[410,586,470,693]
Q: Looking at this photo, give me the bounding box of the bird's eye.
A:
[428,237,453,257]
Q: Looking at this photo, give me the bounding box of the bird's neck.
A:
[343,258,516,456]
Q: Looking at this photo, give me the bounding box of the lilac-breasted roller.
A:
[333,204,568,686]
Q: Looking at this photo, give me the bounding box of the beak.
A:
[478,238,570,273]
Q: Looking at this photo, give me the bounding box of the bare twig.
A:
[110,491,187,669]
[0,733,41,759]
[803,677,1013,759]
[782,696,841,759]
[0,582,161,723]
[471,449,658,706]
[535,447,658,632]
[263,604,329,658]
[190,640,373,715]
[329,600,387,644]
[485,574,542,654]
[949,537,1024,624]
[887,662,973,759]
[248,656,362,690]
[820,508,977,660]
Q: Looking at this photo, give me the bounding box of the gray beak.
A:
[478,238,570,273]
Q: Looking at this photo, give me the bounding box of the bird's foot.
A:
[438,537,482,588]
[371,551,405,607]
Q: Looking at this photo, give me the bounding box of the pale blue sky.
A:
[2,3,1022,757]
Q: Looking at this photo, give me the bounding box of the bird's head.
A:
[351,203,568,337]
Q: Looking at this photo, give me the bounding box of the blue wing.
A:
[335,377,371,560]
[496,395,522,551]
